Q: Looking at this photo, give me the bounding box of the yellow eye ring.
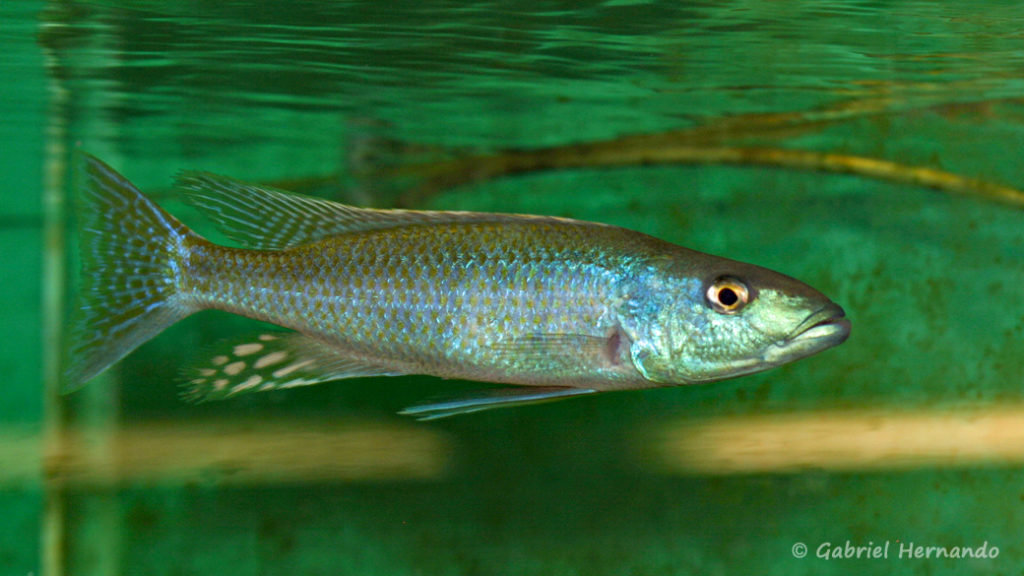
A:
[706,277,750,314]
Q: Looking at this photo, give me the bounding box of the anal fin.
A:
[399,387,597,421]
[182,332,405,402]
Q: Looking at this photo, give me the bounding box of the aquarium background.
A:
[3,1,1024,574]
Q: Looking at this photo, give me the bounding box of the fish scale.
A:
[179,219,632,385]
[65,153,849,419]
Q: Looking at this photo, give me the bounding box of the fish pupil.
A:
[718,287,738,306]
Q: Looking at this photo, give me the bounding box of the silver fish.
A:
[66,154,850,419]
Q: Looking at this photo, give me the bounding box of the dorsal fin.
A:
[177,172,566,250]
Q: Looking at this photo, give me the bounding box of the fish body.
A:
[67,154,849,418]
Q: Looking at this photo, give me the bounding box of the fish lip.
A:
[795,315,851,347]
[762,303,850,366]
[788,303,850,343]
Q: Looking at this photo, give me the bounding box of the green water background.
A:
[4,1,1024,574]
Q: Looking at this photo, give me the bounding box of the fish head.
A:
[627,255,850,385]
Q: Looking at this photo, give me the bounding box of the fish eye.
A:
[706,276,750,314]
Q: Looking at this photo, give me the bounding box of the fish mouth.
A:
[792,303,851,345]
[763,303,851,366]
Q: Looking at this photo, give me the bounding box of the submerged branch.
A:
[360,96,1024,208]
[389,143,1024,209]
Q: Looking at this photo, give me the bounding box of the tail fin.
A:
[64,154,199,391]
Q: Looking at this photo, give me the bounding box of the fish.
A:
[65,153,850,420]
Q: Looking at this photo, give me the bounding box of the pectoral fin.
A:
[487,330,631,373]
[399,387,598,421]
[182,332,406,402]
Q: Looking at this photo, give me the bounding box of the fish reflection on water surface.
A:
[64,154,849,419]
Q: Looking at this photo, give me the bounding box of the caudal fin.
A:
[64,154,200,391]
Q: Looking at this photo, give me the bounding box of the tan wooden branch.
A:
[390,144,1024,209]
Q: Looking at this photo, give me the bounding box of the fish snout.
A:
[788,302,850,348]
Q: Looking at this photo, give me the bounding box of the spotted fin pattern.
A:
[64,153,198,391]
[182,332,406,402]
